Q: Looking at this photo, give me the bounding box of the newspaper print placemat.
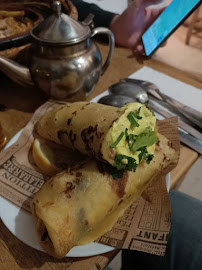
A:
[0,100,180,256]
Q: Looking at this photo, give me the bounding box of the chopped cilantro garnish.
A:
[138,147,154,164]
[110,131,124,148]
[127,134,137,149]
[138,147,148,163]
[100,162,125,179]
[131,127,158,153]
[142,126,153,134]
[111,170,125,180]
[125,128,137,150]
[109,105,157,173]
[127,112,140,127]
[127,108,142,127]
[115,155,138,172]
[146,154,154,164]
[125,128,129,139]
[136,107,142,119]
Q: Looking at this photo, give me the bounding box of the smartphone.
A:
[142,0,202,57]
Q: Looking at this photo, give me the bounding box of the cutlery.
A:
[98,94,202,154]
[119,78,202,130]
[109,79,201,130]
[108,81,202,140]
[148,101,202,141]
[178,129,202,155]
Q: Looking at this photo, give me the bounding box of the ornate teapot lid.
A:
[31,1,91,45]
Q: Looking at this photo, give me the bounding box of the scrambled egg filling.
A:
[107,103,157,165]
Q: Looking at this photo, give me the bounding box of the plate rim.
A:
[0,129,114,257]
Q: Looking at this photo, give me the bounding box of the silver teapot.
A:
[0,1,115,101]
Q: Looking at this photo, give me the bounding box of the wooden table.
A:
[0,43,201,270]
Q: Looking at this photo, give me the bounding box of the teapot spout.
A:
[0,55,34,87]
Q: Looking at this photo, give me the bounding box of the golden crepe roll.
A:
[37,102,157,167]
[31,132,178,258]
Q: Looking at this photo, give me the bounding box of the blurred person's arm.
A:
[72,0,166,53]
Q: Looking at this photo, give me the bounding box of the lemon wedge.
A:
[32,138,61,176]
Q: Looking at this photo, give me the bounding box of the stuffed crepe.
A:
[31,132,178,258]
[37,102,158,168]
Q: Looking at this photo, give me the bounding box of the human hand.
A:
[110,0,166,54]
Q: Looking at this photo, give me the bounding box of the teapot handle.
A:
[91,27,115,75]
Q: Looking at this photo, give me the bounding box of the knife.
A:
[149,101,202,141]
[149,101,202,154]
[178,129,202,155]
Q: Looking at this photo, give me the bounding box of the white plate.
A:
[0,130,114,257]
[0,118,170,258]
